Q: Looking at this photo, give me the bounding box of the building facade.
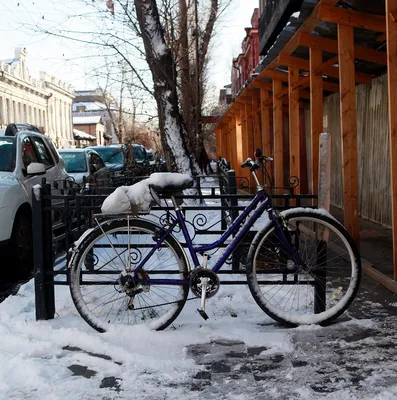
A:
[72,89,117,144]
[231,9,260,99]
[0,48,75,148]
[72,115,108,146]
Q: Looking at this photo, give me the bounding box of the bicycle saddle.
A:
[149,172,194,194]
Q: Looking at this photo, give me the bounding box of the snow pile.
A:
[101,172,193,214]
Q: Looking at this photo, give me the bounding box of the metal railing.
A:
[32,164,318,321]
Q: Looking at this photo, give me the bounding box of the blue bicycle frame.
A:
[132,186,302,286]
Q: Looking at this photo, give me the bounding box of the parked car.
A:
[87,144,148,172]
[0,123,69,275]
[58,148,111,186]
[146,149,156,166]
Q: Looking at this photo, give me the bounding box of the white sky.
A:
[0,0,259,97]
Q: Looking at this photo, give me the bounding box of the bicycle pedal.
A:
[197,308,209,320]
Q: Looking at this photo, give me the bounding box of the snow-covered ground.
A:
[2,176,397,399]
[2,276,397,400]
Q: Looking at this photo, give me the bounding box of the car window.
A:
[30,136,55,168]
[133,145,145,162]
[59,152,87,173]
[91,153,106,170]
[92,147,124,164]
[44,137,60,163]
[0,137,16,172]
[22,137,39,169]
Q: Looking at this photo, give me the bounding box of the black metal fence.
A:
[32,162,318,321]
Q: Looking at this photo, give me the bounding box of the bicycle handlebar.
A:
[241,150,273,169]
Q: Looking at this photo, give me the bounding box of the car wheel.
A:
[10,214,33,277]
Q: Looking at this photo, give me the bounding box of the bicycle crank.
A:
[189,268,220,320]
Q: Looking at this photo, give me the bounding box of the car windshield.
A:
[59,152,87,173]
[147,152,155,161]
[0,137,16,172]
[133,146,145,162]
[94,147,124,164]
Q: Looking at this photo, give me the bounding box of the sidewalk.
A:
[330,205,396,283]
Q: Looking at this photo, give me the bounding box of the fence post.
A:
[314,133,331,312]
[33,181,55,320]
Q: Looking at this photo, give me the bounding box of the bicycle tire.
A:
[69,218,189,332]
[246,209,361,327]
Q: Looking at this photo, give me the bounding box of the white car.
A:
[0,123,69,275]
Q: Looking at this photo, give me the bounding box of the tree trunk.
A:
[134,0,199,176]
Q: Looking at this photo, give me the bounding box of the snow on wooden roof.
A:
[73,116,104,125]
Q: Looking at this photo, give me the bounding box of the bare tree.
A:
[17,0,228,176]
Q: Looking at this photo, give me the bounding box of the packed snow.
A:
[2,177,397,399]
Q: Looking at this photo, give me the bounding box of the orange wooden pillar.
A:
[235,111,244,178]
[386,0,397,278]
[260,86,272,185]
[252,95,261,148]
[338,24,360,246]
[252,94,263,182]
[245,101,254,158]
[273,79,284,188]
[229,114,238,171]
[289,66,301,193]
[310,48,324,194]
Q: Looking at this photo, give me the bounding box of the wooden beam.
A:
[386,0,397,278]
[260,87,272,184]
[260,69,289,83]
[310,48,323,195]
[299,32,388,65]
[289,66,301,194]
[273,80,284,188]
[338,24,360,246]
[278,54,374,84]
[318,4,386,33]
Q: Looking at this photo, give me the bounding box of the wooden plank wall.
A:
[319,74,392,227]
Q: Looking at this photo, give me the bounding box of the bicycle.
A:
[67,152,361,333]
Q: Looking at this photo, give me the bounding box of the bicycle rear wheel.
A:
[246,209,361,326]
[69,218,189,332]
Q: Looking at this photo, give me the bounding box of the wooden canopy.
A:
[215,0,397,280]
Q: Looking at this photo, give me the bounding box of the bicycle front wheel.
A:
[69,218,189,332]
[246,209,361,326]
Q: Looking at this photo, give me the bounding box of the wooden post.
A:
[338,24,360,246]
[252,96,263,182]
[273,79,284,188]
[234,112,243,178]
[310,48,324,195]
[289,66,301,193]
[318,133,331,211]
[260,87,272,185]
[386,0,397,278]
[245,102,254,158]
[230,116,238,173]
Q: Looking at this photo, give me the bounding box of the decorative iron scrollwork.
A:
[289,176,300,188]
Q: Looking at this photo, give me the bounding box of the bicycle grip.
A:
[241,158,253,168]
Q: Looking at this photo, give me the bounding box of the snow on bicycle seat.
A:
[101,172,193,215]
